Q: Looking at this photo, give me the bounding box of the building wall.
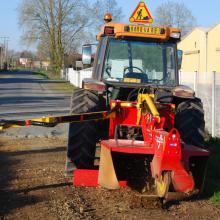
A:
[178,23,220,74]
[207,23,220,73]
[178,28,207,73]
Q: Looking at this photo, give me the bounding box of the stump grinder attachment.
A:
[0,93,209,200]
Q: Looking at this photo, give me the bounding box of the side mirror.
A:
[82,45,92,65]
[177,50,183,70]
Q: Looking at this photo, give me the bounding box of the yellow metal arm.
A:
[136,93,160,125]
[0,111,114,131]
[0,95,160,130]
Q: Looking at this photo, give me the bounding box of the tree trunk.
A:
[57,0,64,69]
[49,0,59,69]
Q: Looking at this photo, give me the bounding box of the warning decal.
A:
[129,1,153,24]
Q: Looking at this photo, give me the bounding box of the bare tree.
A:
[20,50,36,59]
[36,35,50,61]
[89,0,123,31]
[75,0,123,46]
[155,1,196,36]
[18,0,123,70]
[18,0,89,69]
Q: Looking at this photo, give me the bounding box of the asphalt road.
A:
[0,70,72,138]
[0,70,71,120]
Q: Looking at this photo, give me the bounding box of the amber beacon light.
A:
[104,13,113,23]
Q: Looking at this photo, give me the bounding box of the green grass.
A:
[211,192,220,203]
[203,137,220,204]
[32,70,49,79]
[32,68,61,80]
[32,68,75,92]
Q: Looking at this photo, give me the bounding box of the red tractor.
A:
[66,11,209,199]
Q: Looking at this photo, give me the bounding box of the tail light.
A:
[104,27,114,35]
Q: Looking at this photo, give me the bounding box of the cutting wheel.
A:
[155,172,171,198]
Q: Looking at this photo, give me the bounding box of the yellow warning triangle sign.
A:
[129,1,153,24]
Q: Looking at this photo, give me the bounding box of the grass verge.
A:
[203,137,220,204]
[32,70,49,79]
[32,68,61,80]
[32,68,75,92]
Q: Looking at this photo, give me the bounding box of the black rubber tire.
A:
[67,88,106,169]
[175,98,205,147]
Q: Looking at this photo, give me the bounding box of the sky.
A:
[0,0,220,52]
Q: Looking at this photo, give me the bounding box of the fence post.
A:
[194,71,198,95]
[77,70,81,87]
[212,71,216,137]
[66,68,69,81]
[179,70,182,84]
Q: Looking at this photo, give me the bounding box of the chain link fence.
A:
[180,71,219,137]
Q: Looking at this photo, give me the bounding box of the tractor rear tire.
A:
[175,98,205,147]
[67,88,106,169]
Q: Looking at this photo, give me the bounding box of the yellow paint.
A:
[136,94,160,125]
[123,77,141,83]
[0,111,113,130]
[32,116,57,123]
[111,101,135,108]
[128,25,161,35]
[156,180,167,197]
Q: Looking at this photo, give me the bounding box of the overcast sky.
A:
[0,0,220,52]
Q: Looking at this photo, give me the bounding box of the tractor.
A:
[0,1,210,202]
[66,8,209,199]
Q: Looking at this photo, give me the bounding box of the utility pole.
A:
[0,36,9,69]
[0,44,3,69]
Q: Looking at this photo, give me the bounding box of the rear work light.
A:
[172,85,195,98]
[170,32,181,39]
[104,27,115,35]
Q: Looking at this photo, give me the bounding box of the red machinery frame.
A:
[74,99,209,195]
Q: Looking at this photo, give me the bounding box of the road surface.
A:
[0,70,71,119]
[0,70,72,138]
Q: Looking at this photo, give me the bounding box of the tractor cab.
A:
[82,15,182,94]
